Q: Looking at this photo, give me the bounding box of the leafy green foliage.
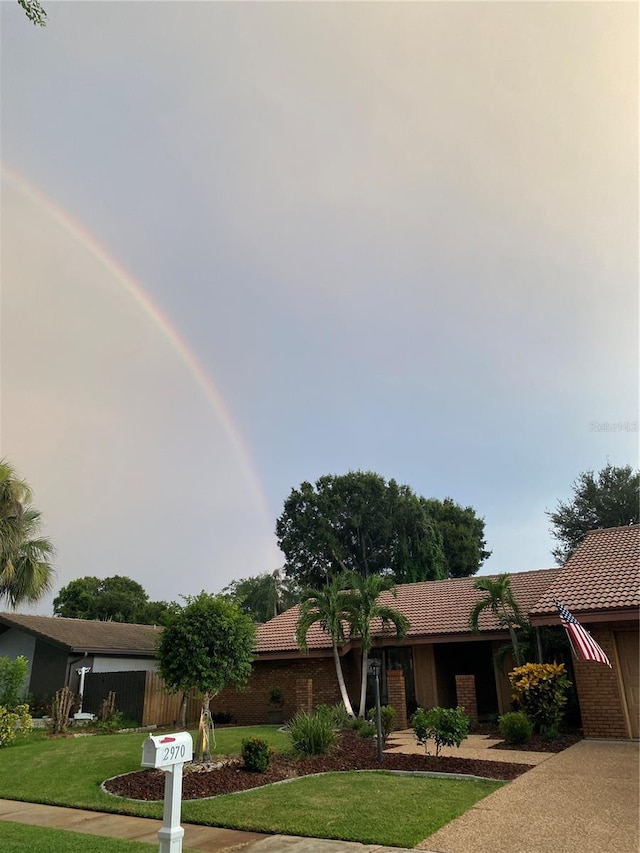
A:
[350,717,376,738]
[421,497,491,577]
[411,706,471,757]
[288,710,337,755]
[469,573,525,665]
[18,0,46,27]
[222,570,300,623]
[241,736,271,772]
[0,459,54,609]
[0,656,28,710]
[277,472,448,588]
[498,711,533,745]
[367,704,396,741]
[53,575,176,625]
[509,663,571,740]
[547,463,640,564]
[158,594,255,761]
[158,593,255,699]
[0,704,32,747]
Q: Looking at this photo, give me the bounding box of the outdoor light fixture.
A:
[369,658,384,763]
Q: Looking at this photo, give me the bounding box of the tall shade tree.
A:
[222,569,300,623]
[296,574,357,718]
[0,459,55,608]
[469,574,524,666]
[421,497,491,577]
[278,472,448,589]
[344,574,409,718]
[157,593,255,761]
[547,463,640,564]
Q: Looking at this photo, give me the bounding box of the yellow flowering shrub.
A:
[509,663,571,740]
[0,704,32,748]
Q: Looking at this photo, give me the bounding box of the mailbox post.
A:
[141,732,193,853]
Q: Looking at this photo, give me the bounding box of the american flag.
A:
[554,600,612,668]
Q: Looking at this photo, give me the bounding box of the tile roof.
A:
[255,567,561,655]
[0,613,162,655]
[529,524,640,619]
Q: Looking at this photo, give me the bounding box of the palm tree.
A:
[344,574,409,718]
[296,574,356,718]
[469,574,523,666]
[0,459,55,608]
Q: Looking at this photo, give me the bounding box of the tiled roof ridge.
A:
[581,523,640,536]
[381,565,558,591]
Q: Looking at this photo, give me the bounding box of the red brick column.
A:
[296,678,313,714]
[386,669,407,730]
[455,674,478,725]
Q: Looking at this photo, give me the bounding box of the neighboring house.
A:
[0,614,161,715]
[530,524,639,739]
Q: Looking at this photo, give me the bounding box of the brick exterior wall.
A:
[572,627,629,739]
[211,656,354,726]
[455,674,478,724]
[387,669,407,730]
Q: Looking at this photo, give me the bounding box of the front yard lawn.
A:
[0,727,503,848]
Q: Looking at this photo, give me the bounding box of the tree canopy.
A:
[222,570,300,623]
[421,497,490,578]
[276,472,488,588]
[547,463,640,564]
[0,459,55,609]
[53,575,175,625]
[157,593,255,761]
[18,0,46,26]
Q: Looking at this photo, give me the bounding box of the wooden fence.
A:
[83,670,200,727]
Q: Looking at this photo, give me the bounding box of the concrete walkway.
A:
[0,738,637,852]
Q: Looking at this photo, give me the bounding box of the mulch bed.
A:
[488,731,583,753]
[104,732,534,801]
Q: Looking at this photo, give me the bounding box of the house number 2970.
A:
[162,744,187,763]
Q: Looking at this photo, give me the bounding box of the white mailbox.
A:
[141,732,193,769]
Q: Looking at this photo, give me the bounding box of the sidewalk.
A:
[0,799,413,853]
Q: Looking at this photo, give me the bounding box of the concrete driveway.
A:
[417,739,639,853]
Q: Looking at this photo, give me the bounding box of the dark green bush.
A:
[241,736,270,772]
[367,705,396,741]
[498,711,533,745]
[288,710,337,755]
[349,717,376,738]
[411,706,471,757]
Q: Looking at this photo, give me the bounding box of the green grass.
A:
[0,822,156,853]
[0,726,288,817]
[182,772,502,848]
[0,727,503,848]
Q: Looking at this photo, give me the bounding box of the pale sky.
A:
[1,1,637,614]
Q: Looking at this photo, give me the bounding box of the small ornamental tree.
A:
[509,663,571,740]
[157,593,256,762]
[411,706,471,757]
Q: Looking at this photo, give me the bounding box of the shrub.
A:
[212,711,232,725]
[498,711,533,745]
[288,710,337,756]
[0,704,32,748]
[330,702,351,730]
[0,656,28,710]
[367,705,396,741]
[241,736,271,772]
[356,721,376,739]
[509,663,571,740]
[411,706,471,757]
